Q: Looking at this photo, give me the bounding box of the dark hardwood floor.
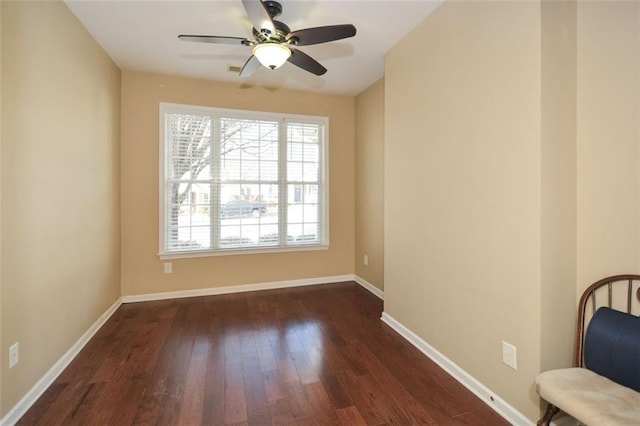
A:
[18,282,508,425]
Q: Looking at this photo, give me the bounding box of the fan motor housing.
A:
[253,20,290,43]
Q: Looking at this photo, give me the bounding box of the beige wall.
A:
[385,0,640,421]
[4,0,638,423]
[576,1,640,292]
[0,1,121,417]
[540,0,577,373]
[385,0,543,420]
[121,72,355,296]
[355,79,384,290]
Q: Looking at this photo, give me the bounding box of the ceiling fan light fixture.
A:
[253,43,291,70]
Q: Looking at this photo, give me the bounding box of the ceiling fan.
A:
[178,0,356,77]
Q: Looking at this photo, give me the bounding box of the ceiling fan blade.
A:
[287,48,327,76]
[287,24,356,46]
[240,55,261,78]
[242,0,276,36]
[178,35,250,46]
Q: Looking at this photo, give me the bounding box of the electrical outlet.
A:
[502,341,517,370]
[164,262,172,273]
[363,255,369,266]
[9,342,19,369]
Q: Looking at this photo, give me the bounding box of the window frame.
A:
[158,102,330,259]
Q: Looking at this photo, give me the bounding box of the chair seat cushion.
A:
[535,368,640,426]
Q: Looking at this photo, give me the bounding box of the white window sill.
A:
[158,244,329,260]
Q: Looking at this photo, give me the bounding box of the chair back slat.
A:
[608,282,612,307]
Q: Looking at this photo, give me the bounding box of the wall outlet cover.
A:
[9,342,19,369]
[502,341,517,370]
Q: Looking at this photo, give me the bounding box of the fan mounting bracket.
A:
[263,1,283,19]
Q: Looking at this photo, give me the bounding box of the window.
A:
[159,103,328,258]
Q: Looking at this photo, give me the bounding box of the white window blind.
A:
[159,103,328,257]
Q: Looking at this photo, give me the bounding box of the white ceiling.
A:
[65,0,442,96]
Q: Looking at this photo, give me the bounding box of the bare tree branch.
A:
[165,114,277,248]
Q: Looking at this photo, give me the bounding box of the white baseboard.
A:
[380,312,533,426]
[122,274,383,303]
[353,275,384,299]
[1,298,123,426]
[122,274,357,303]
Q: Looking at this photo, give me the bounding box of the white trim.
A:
[353,275,384,299]
[1,298,123,426]
[160,102,329,124]
[158,244,329,260]
[380,312,533,426]
[122,274,384,304]
[320,119,330,248]
[158,102,167,257]
[158,102,330,258]
[122,275,355,303]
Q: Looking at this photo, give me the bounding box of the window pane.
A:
[287,223,303,242]
[221,159,240,181]
[162,105,327,254]
[167,114,211,180]
[220,184,262,205]
[301,224,318,243]
[262,140,278,161]
[288,185,296,205]
[286,123,323,248]
[287,202,318,224]
[219,181,276,248]
[303,164,318,182]
[258,224,279,245]
[175,181,211,249]
[260,160,278,181]
[241,160,260,180]
[288,162,303,182]
[303,144,318,162]
[174,225,210,250]
[222,144,241,159]
[303,204,318,222]
[288,143,303,161]
[288,203,302,222]
[195,165,211,180]
[261,184,279,225]
[220,225,249,247]
[304,184,318,203]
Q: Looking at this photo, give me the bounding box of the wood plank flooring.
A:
[18,282,509,425]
